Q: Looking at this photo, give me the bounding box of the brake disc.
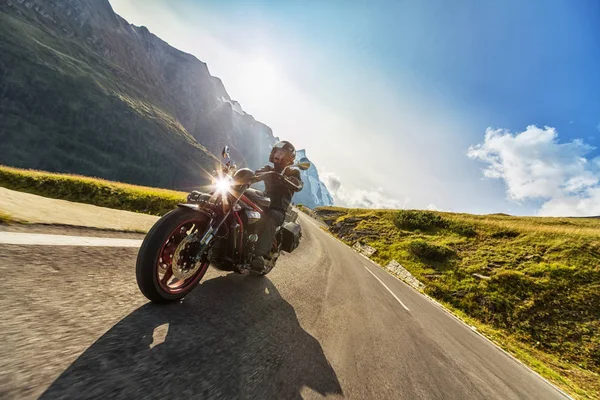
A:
[172,233,203,279]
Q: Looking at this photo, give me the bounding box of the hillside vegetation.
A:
[0,165,187,216]
[0,5,222,190]
[316,207,600,399]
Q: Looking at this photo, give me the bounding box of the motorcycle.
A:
[136,145,310,303]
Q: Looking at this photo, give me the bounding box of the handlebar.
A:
[252,170,302,191]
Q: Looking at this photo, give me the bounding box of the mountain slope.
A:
[1,0,328,198]
[0,1,215,189]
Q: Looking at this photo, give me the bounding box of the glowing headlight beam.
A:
[215,178,232,193]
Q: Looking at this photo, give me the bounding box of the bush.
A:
[394,210,448,231]
[491,229,520,239]
[394,210,477,237]
[489,270,534,297]
[448,221,478,237]
[408,239,455,261]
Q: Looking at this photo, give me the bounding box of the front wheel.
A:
[136,207,211,303]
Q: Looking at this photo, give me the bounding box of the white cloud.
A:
[323,173,342,193]
[322,173,408,209]
[468,125,600,216]
[538,189,600,216]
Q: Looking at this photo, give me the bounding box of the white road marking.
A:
[298,214,570,399]
[0,232,142,247]
[363,265,410,312]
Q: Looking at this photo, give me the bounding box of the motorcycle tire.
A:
[136,207,210,303]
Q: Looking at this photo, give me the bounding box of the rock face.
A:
[2,0,274,168]
[294,150,334,208]
[0,0,334,206]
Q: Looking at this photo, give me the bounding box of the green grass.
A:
[317,206,600,399]
[0,211,14,224]
[0,165,188,216]
[408,239,455,262]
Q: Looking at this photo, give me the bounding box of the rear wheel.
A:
[136,207,211,303]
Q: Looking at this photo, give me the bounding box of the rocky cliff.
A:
[0,0,332,206]
[294,149,334,208]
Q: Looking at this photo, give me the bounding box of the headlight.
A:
[214,176,232,194]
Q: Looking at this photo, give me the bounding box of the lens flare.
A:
[215,177,232,193]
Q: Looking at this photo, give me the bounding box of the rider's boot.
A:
[251,255,266,273]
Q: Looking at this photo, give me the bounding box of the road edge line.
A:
[300,213,573,400]
[363,265,410,311]
[368,263,572,399]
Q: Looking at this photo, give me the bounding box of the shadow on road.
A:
[40,274,342,399]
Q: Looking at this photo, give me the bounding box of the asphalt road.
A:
[0,215,568,399]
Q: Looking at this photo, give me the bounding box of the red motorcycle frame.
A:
[135,146,308,303]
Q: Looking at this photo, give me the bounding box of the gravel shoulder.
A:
[0,223,146,240]
[0,187,158,232]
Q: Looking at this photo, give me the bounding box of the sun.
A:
[235,56,286,111]
[246,57,278,92]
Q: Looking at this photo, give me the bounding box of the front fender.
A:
[177,203,213,218]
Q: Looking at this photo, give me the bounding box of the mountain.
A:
[294,149,334,208]
[0,0,332,206]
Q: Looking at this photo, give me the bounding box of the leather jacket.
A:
[255,165,303,212]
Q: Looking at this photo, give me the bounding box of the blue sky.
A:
[110,0,600,215]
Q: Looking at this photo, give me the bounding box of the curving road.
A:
[0,214,568,399]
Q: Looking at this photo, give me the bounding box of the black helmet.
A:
[269,140,296,164]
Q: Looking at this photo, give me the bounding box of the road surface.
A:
[0,214,568,399]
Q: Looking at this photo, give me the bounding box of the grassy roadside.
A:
[0,165,188,216]
[0,211,14,224]
[297,204,325,223]
[311,206,600,399]
[435,297,597,399]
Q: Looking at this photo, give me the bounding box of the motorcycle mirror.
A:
[296,157,311,171]
[221,146,230,159]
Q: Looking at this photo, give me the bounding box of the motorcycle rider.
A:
[251,140,303,272]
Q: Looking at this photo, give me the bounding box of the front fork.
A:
[177,204,229,265]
